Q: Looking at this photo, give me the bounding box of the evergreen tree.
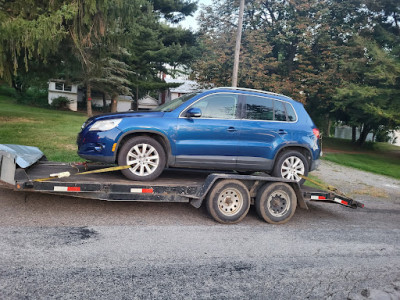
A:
[0,0,198,116]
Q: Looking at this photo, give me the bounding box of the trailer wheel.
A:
[206,180,250,224]
[255,182,297,224]
[118,136,166,181]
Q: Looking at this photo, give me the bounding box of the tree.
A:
[334,36,400,145]
[0,0,198,116]
[194,0,400,145]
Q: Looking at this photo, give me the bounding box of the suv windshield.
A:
[153,93,198,112]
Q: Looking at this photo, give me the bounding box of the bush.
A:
[0,85,17,97]
[16,87,49,107]
[50,96,71,109]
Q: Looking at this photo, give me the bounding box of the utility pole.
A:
[232,0,245,88]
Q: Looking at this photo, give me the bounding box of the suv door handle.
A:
[227,126,238,132]
[278,129,287,135]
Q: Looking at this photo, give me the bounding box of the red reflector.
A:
[67,187,81,192]
[313,128,320,139]
[142,189,153,193]
[341,200,348,205]
[318,196,326,200]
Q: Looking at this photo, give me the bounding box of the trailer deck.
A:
[0,144,364,224]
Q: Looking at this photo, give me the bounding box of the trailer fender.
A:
[289,182,308,210]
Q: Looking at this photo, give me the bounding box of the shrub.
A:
[0,85,17,97]
[50,96,71,109]
[16,87,49,107]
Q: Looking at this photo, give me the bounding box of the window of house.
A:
[64,85,72,92]
[54,82,73,92]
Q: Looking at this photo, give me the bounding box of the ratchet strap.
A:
[33,164,133,182]
[300,175,344,196]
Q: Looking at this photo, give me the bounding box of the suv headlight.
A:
[89,119,122,131]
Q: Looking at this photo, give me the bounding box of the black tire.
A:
[206,180,250,224]
[272,151,309,185]
[255,182,297,224]
[118,136,166,181]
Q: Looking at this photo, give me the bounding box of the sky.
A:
[179,0,213,31]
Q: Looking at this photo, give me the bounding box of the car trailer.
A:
[0,144,364,224]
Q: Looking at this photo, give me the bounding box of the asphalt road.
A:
[0,161,399,299]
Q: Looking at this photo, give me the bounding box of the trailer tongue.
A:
[0,144,364,224]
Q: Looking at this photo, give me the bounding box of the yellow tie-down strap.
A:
[33,165,132,182]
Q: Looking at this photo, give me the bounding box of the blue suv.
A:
[77,87,321,183]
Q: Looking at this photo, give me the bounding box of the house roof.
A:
[165,78,201,94]
[138,95,158,106]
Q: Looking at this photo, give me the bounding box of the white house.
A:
[160,78,201,103]
[90,94,134,111]
[48,80,135,112]
[138,95,159,110]
[335,124,400,146]
[48,80,79,111]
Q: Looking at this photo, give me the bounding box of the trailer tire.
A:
[255,182,297,224]
[118,136,166,181]
[206,180,250,224]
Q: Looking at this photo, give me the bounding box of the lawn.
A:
[322,137,400,180]
[0,95,87,162]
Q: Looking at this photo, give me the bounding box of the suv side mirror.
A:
[186,107,202,118]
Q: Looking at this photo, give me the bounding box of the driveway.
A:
[0,161,399,299]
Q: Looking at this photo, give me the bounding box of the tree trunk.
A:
[322,113,331,137]
[357,124,371,146]
[102,92,107,112]
[86,82,93,117]
[110,94,118,112]
[352,126,357,143]
[135,86,139,111]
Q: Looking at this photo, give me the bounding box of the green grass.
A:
[303,174,328,189]
[0,95,87,162]
[322,137,400,179]
[322,137,400,153]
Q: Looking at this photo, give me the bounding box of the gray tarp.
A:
[0,144,44,168]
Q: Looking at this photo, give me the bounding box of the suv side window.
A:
[274,100,287,121]
[190,94,239,119]
[245,95,297,122]
[285,102,297,121]
[245,95,274,120]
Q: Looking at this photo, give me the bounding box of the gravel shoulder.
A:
[313,160,400,199]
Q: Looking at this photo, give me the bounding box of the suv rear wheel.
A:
[272,150,308,185]
[118,136,166,181]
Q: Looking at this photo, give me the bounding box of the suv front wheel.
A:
[118,136,166,181]
[272,150,309,185]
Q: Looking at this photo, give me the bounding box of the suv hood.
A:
[85,111,164,123]
[82,111,165,130]
[93,111,165,121]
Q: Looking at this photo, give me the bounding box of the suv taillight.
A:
[313,128,320,139]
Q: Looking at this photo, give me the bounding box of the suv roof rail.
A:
[213,87,292,99]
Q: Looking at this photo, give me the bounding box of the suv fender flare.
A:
[115,130,174,166]
[273,145,313,171]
